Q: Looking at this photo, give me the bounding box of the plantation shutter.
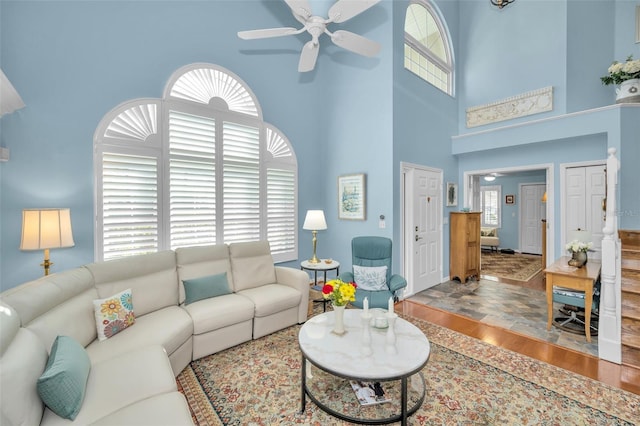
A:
[95,64,298,263]
[101,152,159,260]
[481,186,501,227]
[267,169,296,255]
[169,111,217,249]
[222,121,260,243]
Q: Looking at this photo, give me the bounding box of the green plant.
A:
[601,55,640,86]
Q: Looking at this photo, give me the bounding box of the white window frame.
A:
[480,185,501,228]
[94,64,298,263]
[404,0,454,95]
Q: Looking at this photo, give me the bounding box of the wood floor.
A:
[398,279,640,396]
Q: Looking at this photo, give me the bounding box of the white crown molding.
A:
[466,86,553,128]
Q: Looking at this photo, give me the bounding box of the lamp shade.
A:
[20,209,75,250]
[0,69,26,116]
[303,210,327,231]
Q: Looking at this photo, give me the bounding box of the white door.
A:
[564,164,606,259]
[520,183,545,254]
[403,165,442,296]
[586,166,606,259]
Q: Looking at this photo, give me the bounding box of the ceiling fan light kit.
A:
[238,0,381,72]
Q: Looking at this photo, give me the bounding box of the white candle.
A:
[363,297,369,314]
[388,297,394,314]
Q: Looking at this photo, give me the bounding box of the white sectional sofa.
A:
[0,241,309,426]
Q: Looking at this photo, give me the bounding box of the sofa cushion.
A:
[0,267,95,326]
[86,251,179,317]
[353,265,388,291]
[37,336,91,420]
[0,268,99,350]
[183,293,255,335]
[183,272,231,305]
[176,244,233,303]
[93,288,135,341]
[0,302,49,426]
[88,392,193,426]
[41,345,178,426]
[237,284,301,318]
[229,241,277,291]
[85,306,193,366]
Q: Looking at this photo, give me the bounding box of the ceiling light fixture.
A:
[483,175,496,182]
[491,0,515,9]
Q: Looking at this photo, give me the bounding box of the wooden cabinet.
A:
[450,212,481,283]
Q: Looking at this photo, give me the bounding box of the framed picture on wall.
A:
[505,194,515,204]
[338,173,366,220]
[446,182,458,207]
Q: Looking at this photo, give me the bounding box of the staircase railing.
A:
[599,147,621,363]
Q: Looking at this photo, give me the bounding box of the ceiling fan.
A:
[237,0,381,72]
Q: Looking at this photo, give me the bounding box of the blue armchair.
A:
[339,236,407,309]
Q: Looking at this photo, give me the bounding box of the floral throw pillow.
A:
[93,289,135,341]
[353,265,388,291]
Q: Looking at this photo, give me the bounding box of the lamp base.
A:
[308,255,321,264]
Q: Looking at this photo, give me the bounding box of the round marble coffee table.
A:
[298,309,430,425]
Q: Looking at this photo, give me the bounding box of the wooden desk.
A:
[545,256,601,342]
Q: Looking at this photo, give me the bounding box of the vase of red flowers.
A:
[322,278,357,335]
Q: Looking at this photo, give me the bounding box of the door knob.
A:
[415,235,422,241]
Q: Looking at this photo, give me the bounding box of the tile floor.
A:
[409,278,598,357]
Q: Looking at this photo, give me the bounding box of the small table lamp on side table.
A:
[302,210,327,264]
[301,259,340,312]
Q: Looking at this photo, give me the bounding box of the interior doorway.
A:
[463,163,554,263]
[400,162,443,298]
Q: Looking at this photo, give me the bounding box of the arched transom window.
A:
[94,64,298,263]
[404,0,453,95]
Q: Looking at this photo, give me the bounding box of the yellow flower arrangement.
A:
[322,278,357,307]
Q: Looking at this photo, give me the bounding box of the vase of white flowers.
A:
[566,240,592,268]
[601,56,640,103]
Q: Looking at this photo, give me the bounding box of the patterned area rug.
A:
[481,251,542,281]
[176,316,639,425]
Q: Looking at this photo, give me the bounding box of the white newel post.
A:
[599,147,621,363]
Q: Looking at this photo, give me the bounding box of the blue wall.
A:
[2,0,639,291]
[392,0,459,275]
[0,0,394,289]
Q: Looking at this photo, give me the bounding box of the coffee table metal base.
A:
[300,356,426,425]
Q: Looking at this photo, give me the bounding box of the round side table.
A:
[301,259,340,312]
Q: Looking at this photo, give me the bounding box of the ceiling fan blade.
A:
[298,40,319,72]
[238,27,299,40]
[330,30,380,57]
[328,0,380,23]
[285,0,313,23]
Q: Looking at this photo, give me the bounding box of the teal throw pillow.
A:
[183,272,231,305]
[37,335,91,420]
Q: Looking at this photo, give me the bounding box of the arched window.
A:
[404,0,453,95]
[94,64,298,263]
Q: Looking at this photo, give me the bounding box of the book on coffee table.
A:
[349,380,391,405]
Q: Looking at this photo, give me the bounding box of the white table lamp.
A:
[303,210,327,264]
[20,208,75,276]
